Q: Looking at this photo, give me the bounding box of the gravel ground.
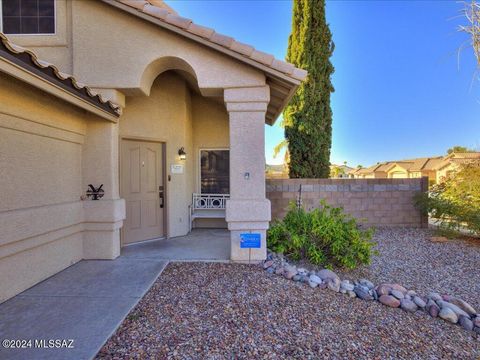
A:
[335,228,480,311]
[98,260,480,358]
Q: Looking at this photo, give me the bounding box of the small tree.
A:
[416,160,480,235]
[447,145,474,154]
[282,0,335,178]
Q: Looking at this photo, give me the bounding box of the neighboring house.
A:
[350,153,479,184]
[265,164,289,179]
[435,152,480,183]
[0,0,307,303]
[330,164,354,178]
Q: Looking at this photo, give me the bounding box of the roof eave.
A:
[102,0,304,125]
[0,55,120,122]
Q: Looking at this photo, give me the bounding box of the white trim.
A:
[198,148,230,194]
[0,0,57,36]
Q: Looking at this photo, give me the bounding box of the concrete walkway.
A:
[0,229,229,360]
[0,258,167,360]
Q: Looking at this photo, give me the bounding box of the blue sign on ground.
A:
[240,233,261,248]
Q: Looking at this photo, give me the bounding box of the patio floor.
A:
[0,229,229,360]
[121,228,231,261]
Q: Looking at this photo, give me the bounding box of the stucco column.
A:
[82,118,125,259]
[224,86,271,262]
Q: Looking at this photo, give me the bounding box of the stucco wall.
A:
[70,0,265,96]
[0,72,124,303]
[0,73,86,303]
[266,178,429,228]
[119,72,193,237]
[119,72,229,236]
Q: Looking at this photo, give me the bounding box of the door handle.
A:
[159,186,164,208]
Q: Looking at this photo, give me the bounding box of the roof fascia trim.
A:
[0,56,119,122]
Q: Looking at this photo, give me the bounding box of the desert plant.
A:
[267,201,376,269]
[415,160,480,235]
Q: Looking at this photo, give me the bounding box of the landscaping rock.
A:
[459,316,474,331]
[354,286,373,301]
[446,297,477,316]
[292,274,302,282]
[439,307,458,324]
[379,294,400,308]
[428,292,443,302]
[283,265,297,280]
[390,284,408,294]
[436,300,470,318]
[406,290,417,297]
[299,275,309,283]
[427,300,440,317]
[391,289,405,300]
[318,282,328,290]
[297,268,309,276]
[400,299,418,313]
[263,260,274,269]
[327,278,340,292]
[262,247,479,338]
[359,279,374,289]
[413,296,426,309]
[340,280,354,292]
[317,269,339,282]
[474,317,480,328]
[309,274,322,285]
[375,284,392,296]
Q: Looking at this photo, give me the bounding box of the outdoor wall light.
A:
[178,147,187,160]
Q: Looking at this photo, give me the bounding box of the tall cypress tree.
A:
[283,0,334,178]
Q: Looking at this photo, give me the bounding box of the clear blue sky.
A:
[166,0,480,167]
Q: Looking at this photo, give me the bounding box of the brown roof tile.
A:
[210,32,235,48]
[230,41,255,57]
[164,13,192,29]
[187,23,215,39]
[143,4,169,19]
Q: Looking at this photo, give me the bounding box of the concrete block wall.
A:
[266,178,428,228]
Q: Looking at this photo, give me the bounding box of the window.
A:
[2,0,55,34]
[200,150,229,194]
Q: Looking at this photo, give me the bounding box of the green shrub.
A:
[267,201,376,269]
[415,160,480,236]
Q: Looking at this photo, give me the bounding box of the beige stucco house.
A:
[350,153,480,184]
[0,0,306,303]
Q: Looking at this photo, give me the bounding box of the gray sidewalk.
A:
[0,258,167,360]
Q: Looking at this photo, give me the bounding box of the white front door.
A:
[121,140,165,245]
